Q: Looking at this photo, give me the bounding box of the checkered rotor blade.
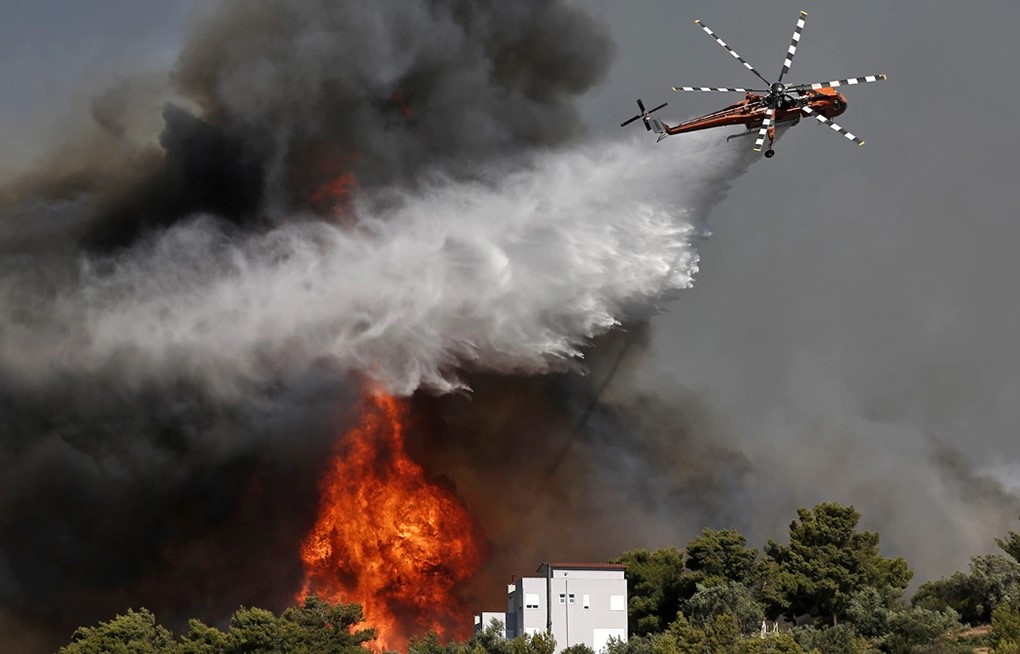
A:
[801,105,866,146]
[786,74,888,92]
[777,10,808,83]
[693,19,772,87]
[752,105,777,153]
[671,86,767,93]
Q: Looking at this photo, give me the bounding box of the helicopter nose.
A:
[833,92,849,115]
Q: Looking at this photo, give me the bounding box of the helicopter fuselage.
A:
[661,87,847,136]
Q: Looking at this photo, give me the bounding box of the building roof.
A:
[536,562,629,572]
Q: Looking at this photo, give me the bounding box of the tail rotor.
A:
[620,98,668,131]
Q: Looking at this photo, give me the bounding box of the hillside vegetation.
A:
[58,502,1020,654]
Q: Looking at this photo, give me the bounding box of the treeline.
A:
[58,502,1020,654]
[604,502,1020,653]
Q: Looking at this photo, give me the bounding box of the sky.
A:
[2,0,1019,610]
[581,0,1020,574]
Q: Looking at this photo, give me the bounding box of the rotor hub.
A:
[769,82,786,97]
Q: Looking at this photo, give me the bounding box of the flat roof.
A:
[536,562,629,572]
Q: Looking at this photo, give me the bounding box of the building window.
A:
[610,595,626,612]
[568,594,575,605]
[558,594,566,605]
[582,594,590,609]
[525,594,540,609]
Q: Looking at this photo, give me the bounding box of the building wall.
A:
[507,576,549,638]
[544,567,627,653]
[503,566,628,653]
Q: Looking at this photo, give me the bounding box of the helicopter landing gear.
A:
[764,149,776,158]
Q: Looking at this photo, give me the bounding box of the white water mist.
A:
[1,131,756,395]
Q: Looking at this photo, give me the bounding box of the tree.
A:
[913,554,1020,624]
[601,635,655,654]
[409,631,467,654]
[659,613,743,654]
[685,529,763,590]
[997,518,1020,564]
[468,621,512,654]
[278,596,375,653]
[763,503,912,626]
[845,587,890,639]
[683,582,765,636]
[882,606,959,654]
[179,619,228,654]
[63,597,378,654]
[59,608,177,654]
[221,606,292,653]
[736,633,812,654]
[991,603,1020,654]
[790,625,868,654]
[612,548,687,636]
[509,631,556,654]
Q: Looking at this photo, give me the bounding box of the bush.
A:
[992,603,1020,654]
[683,582,765,636]
[913,554,1020,624]
[883,606,960,654]
[791,624,868,654]
[846,587,891,639]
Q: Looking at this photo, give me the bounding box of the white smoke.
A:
[1,131,755,396]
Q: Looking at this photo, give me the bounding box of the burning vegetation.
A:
[298,393,485,651]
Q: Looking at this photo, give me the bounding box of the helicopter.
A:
[620,10,887,158]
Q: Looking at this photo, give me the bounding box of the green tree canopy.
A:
[882,606,960,654]
[844,587,890,639]
[991,603,1020,654]
[659,613,743,654]
[763,502,913,626]
[997,517,1020,564]
[59,608,177,654]
[682,582,765,636]
[684,528,763,590]
[913,554,1020,624]
[736,632,812,654]
[790,624,867,654]
[612,547,687,636]
[61,597,377,654]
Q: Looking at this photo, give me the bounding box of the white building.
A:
[475,562,628,654]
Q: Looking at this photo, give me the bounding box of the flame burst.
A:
[299,394,485,651]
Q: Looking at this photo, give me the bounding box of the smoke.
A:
[0,0,761,651]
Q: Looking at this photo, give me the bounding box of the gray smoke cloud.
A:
[0,1,763,651]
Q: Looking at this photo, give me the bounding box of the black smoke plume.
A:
[0,1,625,651]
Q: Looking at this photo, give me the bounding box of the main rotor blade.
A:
[777,10,808,83]
[693,19,772,87]
[752,105,776,153]
[801,105,865,146]
[671,86,767,93]
[787,74,888,92]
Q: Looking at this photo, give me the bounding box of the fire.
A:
[309,151,362,219]
[298,393,485,651]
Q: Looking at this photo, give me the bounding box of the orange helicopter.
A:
[621,11,887,158]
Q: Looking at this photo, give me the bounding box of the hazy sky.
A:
[583,0,1020,574]
[2,0,1019,582]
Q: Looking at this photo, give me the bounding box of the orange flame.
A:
[298,393,485,651]
[309,151,362,219]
